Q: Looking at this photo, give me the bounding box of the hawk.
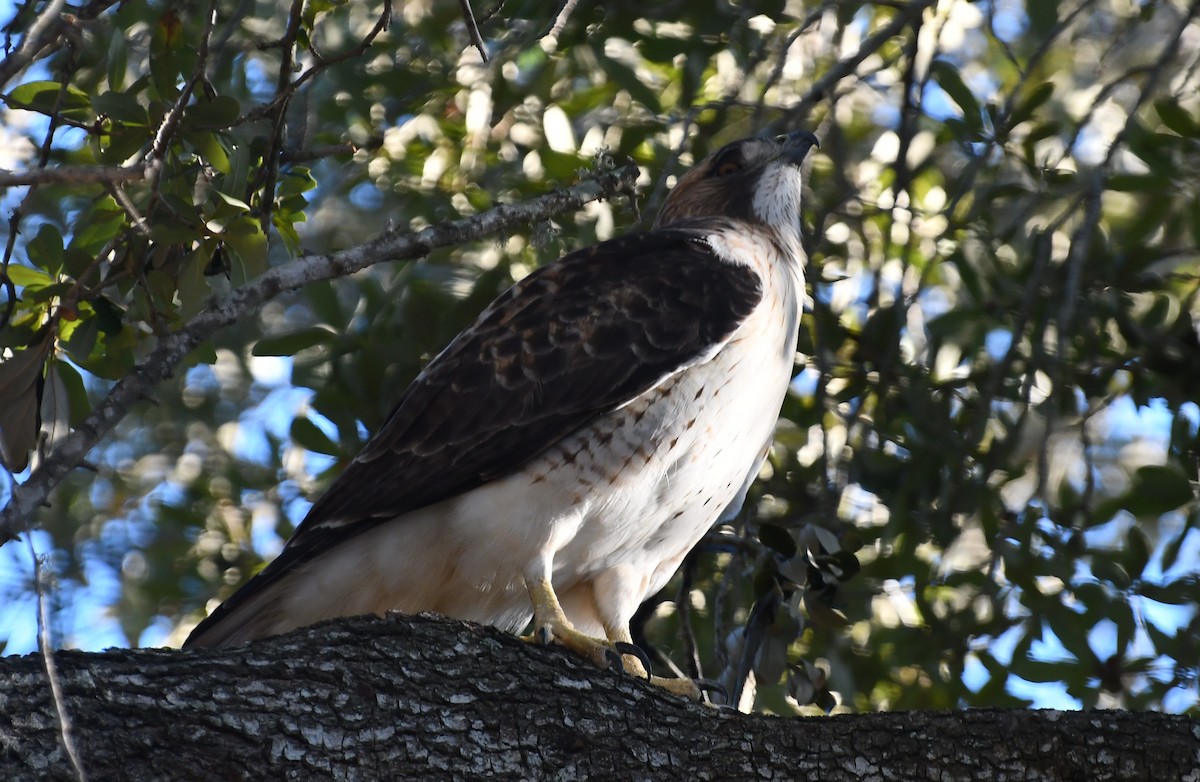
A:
[184,130,818,697]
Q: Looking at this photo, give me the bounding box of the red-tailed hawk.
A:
[184,130,819,697]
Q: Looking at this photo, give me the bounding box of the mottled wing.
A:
[185,227,761,646]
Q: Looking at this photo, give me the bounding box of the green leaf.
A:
[758,522,797,559]
[185,95,242,129]
[6,264,54,288]
[27,224,64,275]
[99,126,150,164]
[1123,465,1194,517]
[224,217,268,286]
[185,130,232,174]
[62,315,99,365]
[149,11,189,99]
[8,80,91,117]
[146,268,176,309]
[1107,174,1162,192]
[803,593,849,627]
[54,360,90,427]
[1137,581,1195,606]
[1155,99,1198,137]
[0,332,52,471]
[931,60,982,130]
[214,190,253,212]
[290,417,340,456]
[92,91,148,125]
[278,166,318,197]
[1009,82,1055,129]
[22,282,73,304]
[1124,526,1151,579]
[107,30,129,90]
[252,327,338,357]
[178,245,213,319]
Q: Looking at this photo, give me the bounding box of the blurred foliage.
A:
[1,0,1199,716]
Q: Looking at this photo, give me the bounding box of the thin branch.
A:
[459,0,489,62]
[236,1,391,126]
[294,0,390,89]
[27,536,88,781]
[541,0,580,48]
[142,2,217,180]
[254,0,391,235]
[254,0,307,236]
[0,0,65,91]
[0,165,147,188]
[789,0,936,124]
[753,2,831,129]
[0,162,641,544]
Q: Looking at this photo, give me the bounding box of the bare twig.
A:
[753,2,831,129]
[27,536,88,781]
[459,0,489,62]
[789,0,935,123]
[237,1,391,126]
[0,165,147,188]
[254,0,391,235]
[0,163,641,543]
[106,184,152,238]
[541,0,580,47]
[254,0,306,236]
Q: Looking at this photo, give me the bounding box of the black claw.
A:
[603,645,625,672]
[536,626,553,646]
[695,678,728,702]
[613,642,653,678]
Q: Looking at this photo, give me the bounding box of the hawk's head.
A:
[654,130,819,232]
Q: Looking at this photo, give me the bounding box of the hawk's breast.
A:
[540,230,804,600]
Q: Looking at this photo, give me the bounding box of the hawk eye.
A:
[715,161,741,176]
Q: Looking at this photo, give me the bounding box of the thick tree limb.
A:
[0,163,641,545]
[0,613,1196,781]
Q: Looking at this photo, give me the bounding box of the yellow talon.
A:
[524,575,616,669]
[522,575,708,701]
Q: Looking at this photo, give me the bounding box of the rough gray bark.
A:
[1,613,1197,781]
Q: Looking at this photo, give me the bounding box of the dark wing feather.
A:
[184,226,761,647]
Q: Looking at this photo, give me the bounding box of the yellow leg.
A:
[523,575,706,701]
[523,575,616,670]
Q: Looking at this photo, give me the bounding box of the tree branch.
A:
[0,0,66,92]
[1,613,1196,780]
[0,162,641,545]
[0,165,146,187]
[459,0,489,62]
[790,0,935,124]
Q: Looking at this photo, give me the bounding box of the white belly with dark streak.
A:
[278,235,803,638]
